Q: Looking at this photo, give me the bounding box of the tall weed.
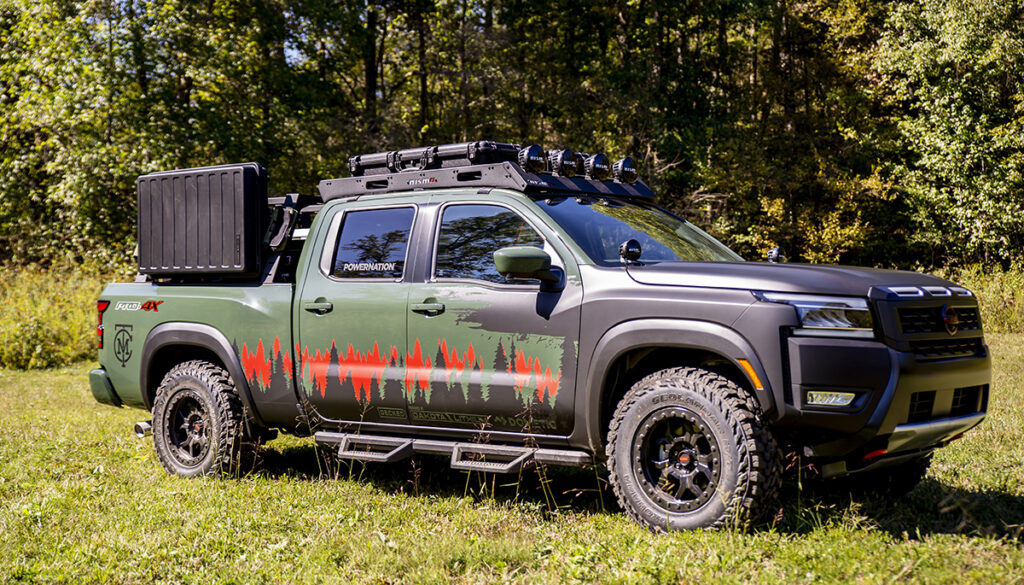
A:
[937,264,1024,334]
[0,266,110,369]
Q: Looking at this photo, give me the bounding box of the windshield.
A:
[532,196,743,265]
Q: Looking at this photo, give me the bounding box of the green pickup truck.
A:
[91,141,990,531]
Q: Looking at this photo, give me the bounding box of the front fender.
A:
[141,322,265,427]
[573,318,774,453]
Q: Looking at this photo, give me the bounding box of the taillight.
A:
[97,300,110,349]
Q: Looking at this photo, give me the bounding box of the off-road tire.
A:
[607,367,782,531]
[152,360,255,477]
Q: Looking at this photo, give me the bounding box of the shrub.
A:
[0,266,110,369]
[936,264,1024,334]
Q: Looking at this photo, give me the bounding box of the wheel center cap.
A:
[673,448,695,468]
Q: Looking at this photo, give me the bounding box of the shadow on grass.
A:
[253,442,615,517]
[772,476,1024,540]
[251,442,1024,538]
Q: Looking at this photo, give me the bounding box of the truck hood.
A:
[625,261,955,297]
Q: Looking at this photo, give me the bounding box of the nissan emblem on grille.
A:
[941,305,959,335]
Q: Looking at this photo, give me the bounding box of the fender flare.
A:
[140,322,265,427]
[575,318,774,452]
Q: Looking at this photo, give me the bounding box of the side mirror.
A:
[493,246,563,290]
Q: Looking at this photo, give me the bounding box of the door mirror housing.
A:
[493,246,563,290]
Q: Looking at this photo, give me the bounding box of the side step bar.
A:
[451,443,534,474]
[315,431,592,472]
[336,434,413,463]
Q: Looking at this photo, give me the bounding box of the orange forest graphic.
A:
[240,336,561,405]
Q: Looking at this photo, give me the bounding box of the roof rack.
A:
[318,140,655,201]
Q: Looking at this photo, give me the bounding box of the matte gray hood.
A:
[626,261,955,296]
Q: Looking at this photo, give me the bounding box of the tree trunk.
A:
[364,5,378,135]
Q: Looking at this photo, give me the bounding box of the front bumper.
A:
[777,335,990,471]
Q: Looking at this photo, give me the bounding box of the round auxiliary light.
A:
[548,149,577,177]
[584,153,611,180]
[518,144,546,173]
[612,157,638,184]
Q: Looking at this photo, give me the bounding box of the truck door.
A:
[295,203,415,424]
[405,200,582,436]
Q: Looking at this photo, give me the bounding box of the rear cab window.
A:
[328,207,415,279]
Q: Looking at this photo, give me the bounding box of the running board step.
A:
[336,435,413,463]
[450,443,533,474]
[314,432,592,471]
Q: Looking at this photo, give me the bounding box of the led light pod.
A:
[584,154,611,180]
[612,157,638,183]
[518,144,546,173]
[548,149,577,177]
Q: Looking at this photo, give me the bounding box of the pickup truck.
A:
[90,141,990,531]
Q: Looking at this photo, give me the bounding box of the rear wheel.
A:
[152,360,254,477]
[607,367,781,531]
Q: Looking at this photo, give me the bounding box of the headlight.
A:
[755,292,874,338]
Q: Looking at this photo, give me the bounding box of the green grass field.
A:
[2,336,1023,584]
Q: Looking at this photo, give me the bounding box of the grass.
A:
[1,337,1023,583]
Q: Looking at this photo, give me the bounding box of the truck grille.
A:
[910,338,985,360]
[898,306,980,334]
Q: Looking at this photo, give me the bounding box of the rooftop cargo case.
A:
[137,163,267,278]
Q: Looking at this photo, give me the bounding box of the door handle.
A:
[303,300,334,314]
[410,302,445,315]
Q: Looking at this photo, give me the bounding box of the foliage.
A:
[0,0,1021,267]
[874,0,1024,266]
[939,263,1024,334]
[2,338,1024,582]
[0,265,111,368]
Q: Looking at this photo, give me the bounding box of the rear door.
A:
[295,200,417,424]
[405,195,583,436]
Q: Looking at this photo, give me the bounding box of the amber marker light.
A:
[737,359,764,390]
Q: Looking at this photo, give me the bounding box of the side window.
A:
[331,207,414,279]
[435,204,545,283]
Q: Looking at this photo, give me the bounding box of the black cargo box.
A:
[137,163,267,278]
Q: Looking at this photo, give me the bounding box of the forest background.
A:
[1,0,1023,270]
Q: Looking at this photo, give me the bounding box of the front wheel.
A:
[607,367,781,531]
[151,360,254,477]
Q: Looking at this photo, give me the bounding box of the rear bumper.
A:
[89,368,122,407]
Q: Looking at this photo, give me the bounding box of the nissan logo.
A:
[941,305,959,336]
